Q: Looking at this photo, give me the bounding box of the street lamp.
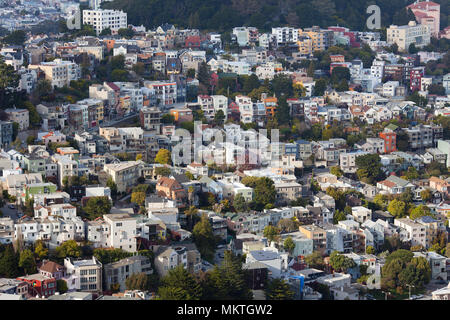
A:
[406,284,415,300]
[382,290,391,300]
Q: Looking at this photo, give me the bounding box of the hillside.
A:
[102,0,449,32]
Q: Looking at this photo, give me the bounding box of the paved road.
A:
[0,203,22,221]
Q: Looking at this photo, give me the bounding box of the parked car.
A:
[8,204,15,209]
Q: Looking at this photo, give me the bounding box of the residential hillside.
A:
[102,0,449,32]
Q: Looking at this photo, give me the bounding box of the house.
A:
[104,255,153,291]
[243,261,269,290]
[103,213,137,252]
[414,251,447,281]
[394,218,427,247]
[154,246,187,277]
[104,161,143,193]
[38,260,65,280]
[432,283,450,300]
[245,247,288,278]
[156,177,187,207]
[16,274,56,298]
[351,207,372,224]
[63,257,102,293]
[377,175,416,194]
[429,176,449,195]
[299,225,327,254]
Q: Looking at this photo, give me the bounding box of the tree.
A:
[283,236,295,255]
[56,279,68,293]
[305,251,324,269]
[83,196,111,220]
[154,148,172,165]
[111,69,128,81]
[155,166,171,177]
[184,206,199,231]
[99,27,111,36]
[158,265,202,300]
[2,30,26,46]
[355,154,383,184]
[398,256,431,288]
[131,191,146,206]
[192,215,216,262]
[277,218,300,233]
[241,176,276,210]
[330,166,343,177]
[420,189,432,203]
[333,210,347,224]
[313,78,327,96]
[126,272,150,290]
[410,205,432,220]
[197,62,210,87]
[186,68,196,79]
[233,193,248,212]
[0,58,20,107]
[118,27,135,39]
[387,199,407,218]
[427,84,446,96]
[366,245,375,255]
[263,225,280,243]
[34,240,48,260]
[18,249,36,274]
[55,240,81,259]
[106,177,118,198]
[265,278,295,300]
[202,250,252,300]
[0,245,19,278]
[329,251,356,273]
[214,109,225,126]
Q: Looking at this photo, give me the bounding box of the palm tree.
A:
[184,206,198,231]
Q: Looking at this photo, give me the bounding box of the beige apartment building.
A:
[387,21,431,52]
[104,161,143,193]
[4,108,29,130]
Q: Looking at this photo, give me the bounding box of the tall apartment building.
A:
[29,59,80,88]
[272,27,299,45]
[139,106,161,132]
[82,9,127,35]
[64,257,103,294]
[143,81,177,106]
[103,213,137,252]
[407,1,440,37]
[387,21,431,52]
[394,218,427,248]
[379,129,397,153]
[403,124,442,150]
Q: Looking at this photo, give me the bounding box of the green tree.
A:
[19,249,36,275]
[333,210,347,224]
[410,205,432,220]
[202,250,252,300]
[0,245,19,278]
[2,30,26,45]
[284,236,295,255]
[387,199,407,218]
[106,177,118,198]
[125,272,150,290]
[55,240,81,259]
[118,27,135,39]
[158,265,202,300]
[355,154,383,184]
[192,214,216,261]
[420,189,432,203]
[57,279,68,293]
[197,62,210,87]
[34,240,49,260]
[305,251,324,269]
[263,225,280,243]
[154,148,172,165]
[265,278,295,300]
[233,193,248,212]
[214,109,225,126]
[329,251,356,273]
[83,196,111,220]
[330,166,343,177]
[366,245,375,255]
